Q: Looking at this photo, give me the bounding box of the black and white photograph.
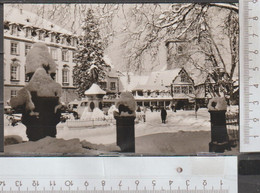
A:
[3,3,239,154]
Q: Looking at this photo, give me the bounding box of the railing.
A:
[63,117,116,128]
[226,112,239,147]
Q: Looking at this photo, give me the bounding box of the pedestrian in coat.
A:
[161,107,167,123]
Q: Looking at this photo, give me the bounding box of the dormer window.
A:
[37,30,45,41]
[71,37,78,47]
[24,27,32,38]
[60,36,67,44]
[50,33,56,43]
[10,24,18,36]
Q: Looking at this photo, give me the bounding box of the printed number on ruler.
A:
[240,0,260,152]
[0,178,228,192]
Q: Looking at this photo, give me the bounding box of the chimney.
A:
[20,9,23,14]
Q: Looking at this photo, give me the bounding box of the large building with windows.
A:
[3,6,79,105]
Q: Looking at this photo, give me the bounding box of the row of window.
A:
[9,63,70,85]
[10,41,76,62]
[174,86,193,94]
[6,24,78,47]
[100,82,116,91]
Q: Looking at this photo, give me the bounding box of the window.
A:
[51,49,58,60]
[10,25,17,35]
[71,37,76,46]
[181,86,188,94]
[72,51,77,63]
[25,69,30,82]
[174,86,180,94]
[25,44,31,56]
[61,37,66,44]
[62,67,69,85]
[100,82,107,89]
[24,28,31,38]
[10,60,20,81]
[110,82,116,90]
[189,86,193,94]
[38,31,45,41]
[11,42,19,55]
[11,90,17,98]
[55,69,58,82]
[181,74,187,82]
[62,50,69,62]
[177,45,183,54]
[137,90,143,96]
[11,66,18,80]
[50,34,55,43]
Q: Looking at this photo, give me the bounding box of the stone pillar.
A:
[22,93,61,141]
[208,97,230,153]
[114,114,135,152]
[114,92,136,153]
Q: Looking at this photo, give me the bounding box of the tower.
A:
[165,40,191,70]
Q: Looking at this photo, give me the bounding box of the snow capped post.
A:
[10,43,62,141]
[113,92,136,152]
[207,97,230,153]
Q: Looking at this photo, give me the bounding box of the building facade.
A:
[3,6,79,105]
[130,68,199,110]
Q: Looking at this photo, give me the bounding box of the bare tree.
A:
[121,3,238,101]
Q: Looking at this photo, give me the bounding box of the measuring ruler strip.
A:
[0,157,237,192]
[240,0,260,152]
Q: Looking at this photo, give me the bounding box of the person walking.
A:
[161,107,167,124]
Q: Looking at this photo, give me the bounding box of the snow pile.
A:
[4,137,90,154]
[10,88,35,111]
[80,107,90,120]
[4,136,121,154]
[25,43,57,75]
[27,68,62,97]
[114,92,136,117]
[208,97,227,111]
[91,108,105,120]
[107,105,118,117]
[4,135,23,146]
[81,140,120,152]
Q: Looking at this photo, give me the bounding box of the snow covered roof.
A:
[4,5,74,35]
[119,75,149,92]
[107,69,119,78]
[120,69,182,92]
[146,68,181,87]
[84,83,106,95]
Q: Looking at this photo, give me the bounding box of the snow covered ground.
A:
[4,108,210,143]
[4,108,238,154]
